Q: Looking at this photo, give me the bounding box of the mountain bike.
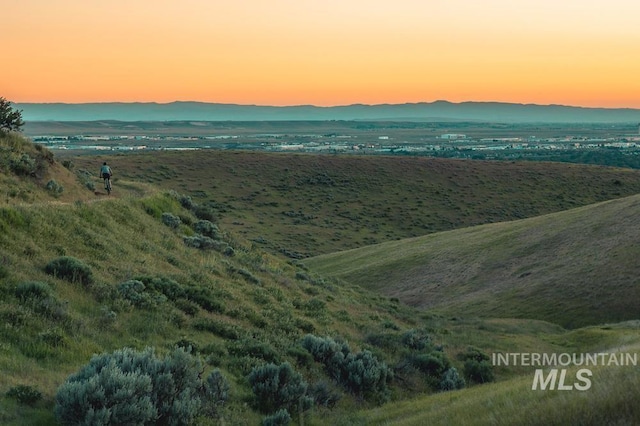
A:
[103,174,112,195]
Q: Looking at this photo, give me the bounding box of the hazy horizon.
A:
[4,1,640,109]
[14,99,640,110]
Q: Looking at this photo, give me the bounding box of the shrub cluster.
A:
[262,409,291,426]
[55,347,229,425]
[161,212,182,229]
[168,191,219,221]
[439,367,466,391]
[401,328,431,351]
[75,169,95,191]
[300,334,392,401]
[407,350,464,391]
[362,328,464,393]
[160,192,233,255]
[193,220,223,240]
[183,221,234,256]
[192,204,217,222]
[161,195,235,256]
[6,385,42,406]
[4,142,53,178]
[9,153,36,176]
[15,281,68,321]
[15,281,52,301]
[411,351,450,377]
[177,194,195,210]
[45,256,93,286]
[248,362,312,416]
[45,179,64,195]
[202,369,230,417]
[117,279,167,309]
[308,381,342,408]
[183,235,226,251]
[459,347,495,384]
[140,275,185,301]
[115,275,226,314]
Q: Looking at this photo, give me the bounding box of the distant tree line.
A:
[387,146,640,169]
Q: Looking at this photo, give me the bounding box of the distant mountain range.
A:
[16,100,640,123]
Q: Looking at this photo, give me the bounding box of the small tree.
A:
[0,97,25,133]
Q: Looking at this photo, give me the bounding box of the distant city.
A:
[33,129,640,157]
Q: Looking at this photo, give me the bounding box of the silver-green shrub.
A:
[202,369,230,417]
[439,367,466,391]
[162,212,182,229]
[9,153,36,176]
[117,279,167,309]
[248,362,312,415]
[401,328,431,350]
[55,347,203,425]
[46,179,64,195]
[300,335,391,402]
[193,220,222,240]
[262,409,291,426]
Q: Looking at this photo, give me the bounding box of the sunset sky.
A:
[4,0,640,108]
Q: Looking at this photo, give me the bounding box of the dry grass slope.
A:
[305,194,640,328]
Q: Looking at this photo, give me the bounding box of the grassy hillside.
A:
[0,132,94,204]
[0,186,419,425]
[358,336,640,426]
[3,134,640,424]
[304,194,640,328]
[69,150,640,258]
[0,131,155,204]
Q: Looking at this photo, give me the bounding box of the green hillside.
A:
[0,171,420,423]
[304,194,640,328]
[2,133,640,424]
[69,150,640,258]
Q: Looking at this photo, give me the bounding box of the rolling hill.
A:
[1,133,431,424]
[2,132,640,425]
[69,150,640,259]
[304,193,640,328]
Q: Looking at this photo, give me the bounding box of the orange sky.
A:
[4,0,640,108]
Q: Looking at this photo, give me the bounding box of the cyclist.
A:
[100,162,113,193]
